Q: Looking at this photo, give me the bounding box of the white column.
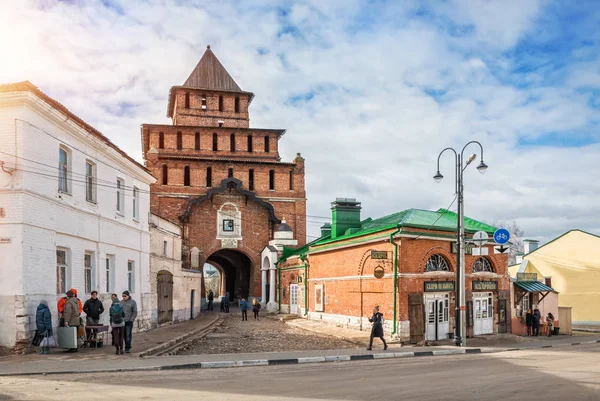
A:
[261,269,267,307]
[267,268,278,312]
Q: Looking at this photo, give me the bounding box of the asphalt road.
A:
[0,343,598,400]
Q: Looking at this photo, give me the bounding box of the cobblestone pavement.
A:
[176,311,360,355]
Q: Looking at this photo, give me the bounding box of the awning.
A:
[514,281,553,292]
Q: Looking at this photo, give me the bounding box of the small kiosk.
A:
[511,273,558,336]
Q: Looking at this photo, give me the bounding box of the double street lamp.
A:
[434,141,488,347]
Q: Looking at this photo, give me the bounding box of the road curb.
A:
[137,315,222,358]
[1,339,597,377]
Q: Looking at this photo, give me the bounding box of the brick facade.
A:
[142,47,306,301]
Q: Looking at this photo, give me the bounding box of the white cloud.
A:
[0,0,598,245]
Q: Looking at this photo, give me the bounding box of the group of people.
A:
[34,289,138,355]
[207,291,261,321]
[525,308,555,337]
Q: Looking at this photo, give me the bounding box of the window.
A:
[212,133,218,151]
[289,170,293,190]
[159,132,164,149]
[545,277,552,288]
[105,257,113,293]
[163,240,168,257]
[177,132,183,150]
[184,166,191,186]
[86,161,96,203]
[264,135,270,152]
[56,249,67,294]
[162,165,168,185]
[228,167,233,178]
[84,253,93,294]
[58,147,69,193]
[201,94,207,110]
[223,219,234,232]
[133,186,139,220]
[234,96,240,113]
[116,178,125,214]
[127,260,135,293]
[218,121,223,128]
[521,293,530,317]
[249,169,254,191]
[206,167,212,187]
[185,92,190,108]
[425,254,450,272]
[473,257,493,273]
[218,95,223,111]
[230,133,236,152]
[247,135,253,152]
[195,132,200,150]
[269,170,275,190]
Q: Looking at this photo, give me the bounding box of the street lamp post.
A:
[434,141,488,347]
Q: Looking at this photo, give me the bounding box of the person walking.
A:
[546,312,555,337]
[366,306,387,351]
[240,298,249,321]
[207,290,214,311]
[62,290,80,353]
[252,298,261,320]
[220,295,225,312]
[109,298,125,354]
[120,290,138,353]
[224,292,230,313]
[525,309,533,336]
[83,291,104,325]
[35,300,53,354]
[532,308,541,336]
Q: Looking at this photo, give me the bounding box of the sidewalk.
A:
[0,313,220,363]
[1,334,599,376]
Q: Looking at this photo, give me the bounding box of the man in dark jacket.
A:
[120,291,138,353]
[532,308,541,336]
[207,290,214,311]
[367,305,387,351]
[83,291,104,325]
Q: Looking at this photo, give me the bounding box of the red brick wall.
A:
[172,89,250,128]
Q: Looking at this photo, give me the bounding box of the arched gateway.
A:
[207,249,252,301]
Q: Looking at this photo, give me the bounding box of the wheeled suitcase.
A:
[57,326,78,349]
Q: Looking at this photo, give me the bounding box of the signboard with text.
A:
[451,242,475,255]
[424,281,455,292]
[472,281,498,291]
[371,251,388,260]
[517,273,538,281]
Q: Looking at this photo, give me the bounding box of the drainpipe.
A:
[300,255,308,316]
[390,224,401,336]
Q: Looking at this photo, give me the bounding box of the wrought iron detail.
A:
[425,254,450,272]
[473,257,493,273]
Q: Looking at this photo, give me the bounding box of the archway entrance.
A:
[207,249,252,302]
[157,271,173,324]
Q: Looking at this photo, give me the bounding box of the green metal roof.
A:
[514,281,553,292]
[311,208,497,247]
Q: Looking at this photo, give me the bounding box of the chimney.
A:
[320,223,331,238]
[515,253,524,264]
[331,198,361,239]
[523,239,539,254]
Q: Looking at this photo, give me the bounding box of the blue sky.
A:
[1,0,599,244]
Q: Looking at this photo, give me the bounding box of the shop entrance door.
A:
[424,293,449,341]
[473,292,494,335]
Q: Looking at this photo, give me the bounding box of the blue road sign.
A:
[494,229,510,245]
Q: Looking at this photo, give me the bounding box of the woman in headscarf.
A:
[35,300,53,354]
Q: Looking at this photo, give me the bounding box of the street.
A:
[0,343,598,400]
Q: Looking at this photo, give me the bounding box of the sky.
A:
[1,0,599,245]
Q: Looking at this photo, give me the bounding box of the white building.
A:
[0,81,156,351]
[149,214,202,325]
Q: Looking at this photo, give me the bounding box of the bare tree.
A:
[493,221,524,265]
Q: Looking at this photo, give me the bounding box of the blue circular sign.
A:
[494,229,510,245]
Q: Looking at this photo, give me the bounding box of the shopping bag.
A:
[41,334,57,348]
[31,332,43,347]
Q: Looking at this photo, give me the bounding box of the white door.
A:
[473,292,494,335]
[290,284,299,315]
[425,294,450,341]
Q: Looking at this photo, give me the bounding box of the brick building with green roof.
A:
[277,198,510,344]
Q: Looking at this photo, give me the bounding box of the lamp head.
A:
[466,153,477,166]
[433,171,444,183]
[477,160,488,174]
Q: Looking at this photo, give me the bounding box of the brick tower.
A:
[142,46,306,304]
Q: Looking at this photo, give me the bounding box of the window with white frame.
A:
[58,147,70,193]
[84,252,94,294]
[105,256,114,292]
[116,178,125,214]
[217,203,242,239]
[128,260,135,293]
[133,186,139,220]
[56,249,68,294]
[85,161,96,203]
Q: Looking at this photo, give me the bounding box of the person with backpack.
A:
[252,298,261,320]
[109,298,125,355]
[366,305,387,351]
